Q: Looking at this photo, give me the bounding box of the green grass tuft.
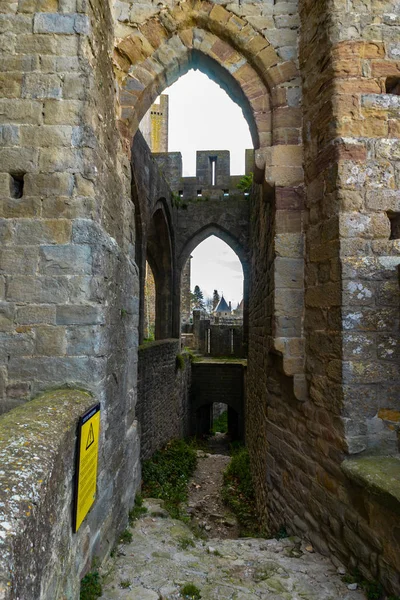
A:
[180,583,201,599]
[118,529,132,544]
[80,571,102,600]
[222,446,265,537]
[142,439,197,520]
[129,494,147,524]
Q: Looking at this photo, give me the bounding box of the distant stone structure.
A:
[140,94,169,153]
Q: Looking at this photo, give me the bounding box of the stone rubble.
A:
[101,499,367,600]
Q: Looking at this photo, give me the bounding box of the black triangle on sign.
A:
[86,422,95,450]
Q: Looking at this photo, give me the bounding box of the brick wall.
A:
[137,340,191,460]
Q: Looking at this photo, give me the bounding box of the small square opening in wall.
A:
[387,212,400,239]
[10,173,24,199]
[223,190,229,197]
[197,190,202,197]
[179,190,183,198]
[386,77,400,95]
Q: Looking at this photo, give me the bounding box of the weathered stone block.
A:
[7,355,105,384]
[39,147,82,172]
[0,147,38,172]
[0,72,23,97]
[39,244,92,275]
[22,73,62,99]
[35,326,66,356]
[66,325,107,355]
[33,12,90,34]
[0,302,14,331]
[0,247,39,275]
[0,124,19,146]
[56,305,105,325]
[0,99,42,124]
[274,257,304,289]
[14,220,71,245]
[43,99,82,125]
[24,173,74,197]
[16,305,56,325]
[7,276,70,303]
[0,331,34,361]
[20,125,72,147]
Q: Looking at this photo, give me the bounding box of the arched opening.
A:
[180,235,246,358]
[143,261,156,341]
[145,203,174,340]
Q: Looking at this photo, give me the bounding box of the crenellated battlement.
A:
[153,149,254,200]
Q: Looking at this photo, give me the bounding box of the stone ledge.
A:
[342,456,400,514]
[0,388,94,600]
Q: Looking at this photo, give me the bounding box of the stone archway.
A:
[113,1,301,169]
[114,0,305,376]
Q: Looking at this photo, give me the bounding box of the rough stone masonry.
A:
[0,0,400,596]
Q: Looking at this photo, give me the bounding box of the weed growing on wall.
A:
[222,446,264,537]
[142,439,197,519]
[176,353,185,370]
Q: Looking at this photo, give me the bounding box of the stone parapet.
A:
[0,389,99,600]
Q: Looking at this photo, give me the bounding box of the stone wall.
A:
[190,361,245,438]
[136,340,191,460]
[0,0,141,576]
[0,389,121,600]
[246,0,400,594]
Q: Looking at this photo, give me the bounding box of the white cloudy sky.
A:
[163,69,251,306]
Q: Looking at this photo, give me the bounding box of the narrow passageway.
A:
[100,438,368,600]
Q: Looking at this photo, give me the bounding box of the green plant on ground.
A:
[275,525,288,540]
[142,438,197,520]
[222,446,265,537]
[80,571,102,600]
[211,410,228,434]
[363,581,384,600]
[119,529,133,544]
[120,579,131,589]
[178,535,196,550]
[180,583,201,599]
[129,493,148,524]
[342,570,385,600]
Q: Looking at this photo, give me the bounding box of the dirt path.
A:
[187,444,239,539]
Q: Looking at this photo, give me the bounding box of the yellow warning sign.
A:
[74,403,100,532]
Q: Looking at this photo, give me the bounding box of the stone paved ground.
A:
[101,499,367,600]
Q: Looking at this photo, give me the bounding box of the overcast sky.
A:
[165,69,252,176]
[163,69,251,306]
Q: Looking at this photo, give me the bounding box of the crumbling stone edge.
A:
[0,388,95,600]
[342,456,400,515]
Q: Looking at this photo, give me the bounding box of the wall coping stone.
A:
[0,388,94,600]
[342,456,400,514]
[138,338,180,352]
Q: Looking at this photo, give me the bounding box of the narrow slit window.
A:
[10,173,24,199]
[386,77,400,95]
[210,156,217,186]
[388,212,400,239]
[197,189,202,197]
